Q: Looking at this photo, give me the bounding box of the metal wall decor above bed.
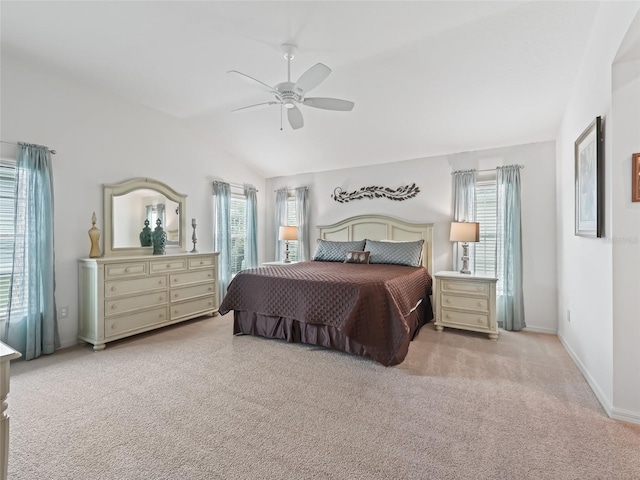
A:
[331,183,420,203]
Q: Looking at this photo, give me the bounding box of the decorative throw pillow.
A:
[312,239,366,262]
[344,251,370,264]
[364,239,424,267]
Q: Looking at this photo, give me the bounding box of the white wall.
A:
[0,52,266,348]
[266,141,558,333]
[611,12,640,420]
[555,2,640,421]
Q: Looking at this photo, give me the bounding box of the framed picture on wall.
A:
[632,153,640,202]
[574,116,603,237]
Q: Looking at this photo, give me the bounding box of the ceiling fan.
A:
[228,44,355,130]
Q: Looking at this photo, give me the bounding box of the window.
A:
[0,158,25,326]
[286,196,298,262]
[474,180,504,294]
[230,196,246,275]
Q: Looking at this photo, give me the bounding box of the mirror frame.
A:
[103,178,187,256]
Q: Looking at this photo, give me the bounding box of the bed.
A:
[219,215,434,366]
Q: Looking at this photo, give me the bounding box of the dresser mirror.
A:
[103,178,187,256]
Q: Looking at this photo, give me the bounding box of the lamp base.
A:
[283,241,291,263]
[459,242,472,275]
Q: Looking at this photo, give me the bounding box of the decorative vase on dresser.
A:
[78,252,219,350]
[433,271,499,340]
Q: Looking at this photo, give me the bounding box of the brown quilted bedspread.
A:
[219,261,432,365]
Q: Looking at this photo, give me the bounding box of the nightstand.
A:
[262,261,299,266]
[433,271,498,340]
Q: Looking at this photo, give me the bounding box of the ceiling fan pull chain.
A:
[280,104,283,131]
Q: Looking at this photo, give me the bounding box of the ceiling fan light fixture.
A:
[283,100,296,109]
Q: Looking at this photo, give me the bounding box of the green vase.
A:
[139,219,152,247]
[152,219,167,255]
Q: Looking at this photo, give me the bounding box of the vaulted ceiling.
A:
[1,1,601,177]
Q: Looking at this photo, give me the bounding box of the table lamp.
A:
[450,221,480,274]
[278,226,298,263]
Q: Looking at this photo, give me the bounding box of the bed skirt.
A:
[233,296,433,365]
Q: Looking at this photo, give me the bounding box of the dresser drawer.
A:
[150,259,187,273]
[441,293,488,312]
[170,269,215,287]
[189,256,216,269]
[105,275,167,298]
[171,282,216,303]
[171,296,216,320]
[441,309,489,329]
[441,280,489,296]
[105,291,168,317]
[105,262,147,278]
[105,307,168,338]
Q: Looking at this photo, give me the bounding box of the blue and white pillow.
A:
[364,239,424,267]
[313,239,366,262]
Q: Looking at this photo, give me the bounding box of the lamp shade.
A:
[278,226,298,241]
[450,222,480,242]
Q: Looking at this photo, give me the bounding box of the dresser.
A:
[1,341,20,480]
[78,252,219,350]
[433,271,498,340]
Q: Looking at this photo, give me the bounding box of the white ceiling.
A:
[1,1,601,177]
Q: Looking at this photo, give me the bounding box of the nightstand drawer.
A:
[441,309,489,328]
[441,293,488,312]
[441,280,489,296]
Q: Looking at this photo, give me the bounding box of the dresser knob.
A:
[446,314,452,319]
[478,301,484,307]
[174,310,179,314]
[166,264,171,268]
[208,302,213,306]
[174,293,179,298]
[208,274,212,278]
[208,287,213,291]
[445,299,451,304]
[111,286,117,291]
[200,261,204,265]
[174,278,178,282]
[477,287,482,291]
[159,296,164,301]
[111,304,117,310]
[477,318,483,324]
[125,268,130,273]
[159,313,164,318]
[158,280,163,285]
[111,323,117,329]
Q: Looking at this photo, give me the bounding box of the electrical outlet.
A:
[59,306,69,319]
[567,309,571,323]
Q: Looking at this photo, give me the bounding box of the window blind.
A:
[230,196,247,275]
[286,196,298,262]
[0,159,16,324]
[474,180,504,294]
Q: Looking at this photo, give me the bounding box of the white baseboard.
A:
[522,325,557,334]
[611,407,640,425]
[557,332,613,417]
[59,339,80,349]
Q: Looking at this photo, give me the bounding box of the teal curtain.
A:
[3,143,59,360]
[213,181,231,298]
[496,165,525,331]
[294,187,309,261]
[452,170,477,272]
[274,188,288,261]
[244,185,258,268]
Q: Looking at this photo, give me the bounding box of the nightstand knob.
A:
[477,301,484,307]
[446,314,452,319]
[111,304,117,310]
[125,268,130,273]
[111,323,117,329]
[111,286,117,291]
[477,287,483,291]
[445,298,451,304]
[477,318,483,324]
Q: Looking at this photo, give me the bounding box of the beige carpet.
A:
[7,314,640,479]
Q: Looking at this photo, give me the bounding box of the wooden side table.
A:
[1,342,21,480]
[434,271,498,340]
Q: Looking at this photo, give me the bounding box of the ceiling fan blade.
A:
[231,101,279,113]
[294,63,331,95]
[287,106,304,130]
[227,70,277,95]
[302,97,355,111]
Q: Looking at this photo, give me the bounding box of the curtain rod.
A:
[1,140,57,154]
[452,165,524,175]
[226,182,258,192]
[273,186,308,193]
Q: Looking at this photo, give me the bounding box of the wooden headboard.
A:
[317,215,434,273]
